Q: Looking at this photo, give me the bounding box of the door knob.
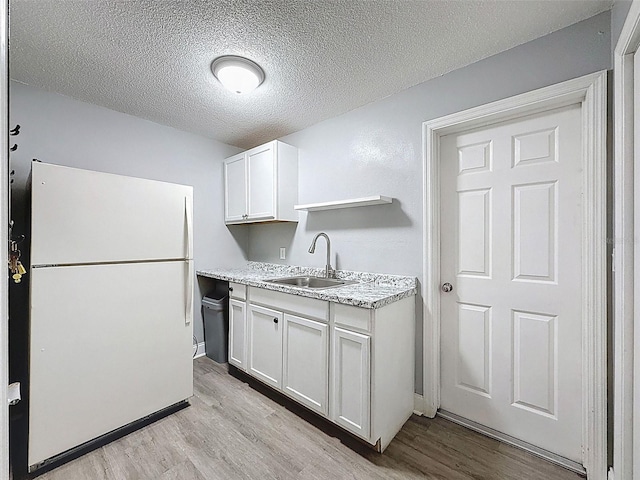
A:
[442,282,453,293]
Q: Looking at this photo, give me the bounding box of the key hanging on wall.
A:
[8,236,26,284]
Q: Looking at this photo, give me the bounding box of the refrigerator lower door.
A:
[28,260,193,469]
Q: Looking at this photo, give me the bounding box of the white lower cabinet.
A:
[233,285,415,452]
[248,304,283,388]
[283,314,328,415]
[331,327,371,439]
[228,298,247,370]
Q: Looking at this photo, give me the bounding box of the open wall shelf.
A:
[294,195,392,212]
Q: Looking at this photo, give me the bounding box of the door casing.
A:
[1,1,9,478]
[422,71,607,479]
[613,2,640,478]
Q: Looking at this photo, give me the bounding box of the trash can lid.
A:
[202,294,228,309]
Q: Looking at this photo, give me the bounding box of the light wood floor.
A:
[31,357,581,480]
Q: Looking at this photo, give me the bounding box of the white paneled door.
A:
[331,327,371,439]
[282,314,328,415]
[439,105,583,462]
[246,142,275,221]
[248,304,283,388]
[224,153,247,223]
[228,298,247,370]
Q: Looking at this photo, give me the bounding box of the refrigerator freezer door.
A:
[31,163,193,266]
[28,261,193,468]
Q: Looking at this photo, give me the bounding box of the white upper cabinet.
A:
[223,140,298,224]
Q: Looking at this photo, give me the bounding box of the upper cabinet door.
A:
[224,153,248,223]
[31,162,193,266]
[246,142,276,221]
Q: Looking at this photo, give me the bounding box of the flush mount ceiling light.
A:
[211,55,265,94]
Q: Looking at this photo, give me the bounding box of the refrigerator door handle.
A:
[185,195,193,326]
[185,259,193,326]
[185,195,193,260]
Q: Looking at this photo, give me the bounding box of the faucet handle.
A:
[326,266,336,279]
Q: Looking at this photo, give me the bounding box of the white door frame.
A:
[1,0,9,478]
[613,2,640,479]
[422,71,608,479]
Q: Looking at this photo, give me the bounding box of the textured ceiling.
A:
[9,0,611,149]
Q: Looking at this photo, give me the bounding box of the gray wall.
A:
[9,81,247,344]
[248,11,613,394]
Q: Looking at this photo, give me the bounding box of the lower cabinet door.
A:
[282,314,328,415]
[331,327,371,439]
[248,304,283,388]
[228,299,247,370]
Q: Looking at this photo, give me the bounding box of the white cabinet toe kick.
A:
[227,283,415,452]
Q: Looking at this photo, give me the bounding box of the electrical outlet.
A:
[279,247,286,260]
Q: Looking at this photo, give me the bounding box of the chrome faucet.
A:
[308,232,335,278]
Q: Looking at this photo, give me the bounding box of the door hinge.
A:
[8,382,20,405]
[612,247,615,273]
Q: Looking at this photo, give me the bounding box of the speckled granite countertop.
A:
[197,262,417,309]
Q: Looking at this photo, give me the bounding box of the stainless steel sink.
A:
[265,276,358,289]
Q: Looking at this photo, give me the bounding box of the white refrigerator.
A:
[27,162,194,471]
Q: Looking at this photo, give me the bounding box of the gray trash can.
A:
[202,293,228,363]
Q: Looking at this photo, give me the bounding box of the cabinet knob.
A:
[273,318,279,324]
[229,286,233,292]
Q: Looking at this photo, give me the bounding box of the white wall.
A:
[8,81,247,344]
[248,11,613,394]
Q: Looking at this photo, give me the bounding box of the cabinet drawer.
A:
[249,287,328,321]
[333,303,372,333]
[229,282,246,300]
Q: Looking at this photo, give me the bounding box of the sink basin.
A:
[265,276,358,289]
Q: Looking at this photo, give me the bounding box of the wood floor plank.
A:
[29,357,583,480]
[159,459,207,480]
[38,449,112,480]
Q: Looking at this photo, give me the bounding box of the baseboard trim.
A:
[413,393,425,415]
[437,410,586,476]
[193,342,205,359]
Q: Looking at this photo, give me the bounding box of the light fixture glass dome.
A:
[211,55,265,94]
